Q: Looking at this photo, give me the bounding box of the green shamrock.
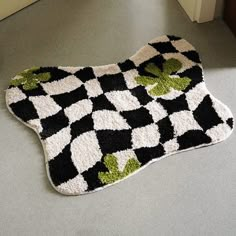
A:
[10,67,51,90]
[135,58,191,96]
[98,154,141,184]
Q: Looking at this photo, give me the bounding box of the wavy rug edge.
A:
[5,35,234,195]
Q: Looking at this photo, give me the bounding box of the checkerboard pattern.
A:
[6,35,234,195]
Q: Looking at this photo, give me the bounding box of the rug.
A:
[5,35,234,195]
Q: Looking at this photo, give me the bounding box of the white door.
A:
[178,0,217,23]
[0,0,38,21]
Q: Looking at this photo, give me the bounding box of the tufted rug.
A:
[5,35,234,195]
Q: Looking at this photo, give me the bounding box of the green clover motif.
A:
[98,154,141,184]
[10,67,51,91]
[135,58,191,96]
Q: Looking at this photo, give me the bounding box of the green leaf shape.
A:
[149,81,170,96]
[145,63,162,77]
[10,77,26,87]
[166,76,191,91]
[134,58,191,96]
[163,58,182,74]
[98,154,141,185]
[10,67,51,91]
[135,76,157,86]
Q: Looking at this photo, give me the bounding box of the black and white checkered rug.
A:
[6,35,234,195]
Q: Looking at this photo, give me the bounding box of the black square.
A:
[82,160,108,190]
[48,144,79,186]
[40,110,69,139]
[193,95,223,131]
[70,114,94,140]
[134,144,165,165]
[157,116,175,143]
[35,67,71,82]
[74,67,96,83]
[91,94,116,111]
[150,41,178,54]
[177,66,203,91]
[226,118,234,129]
[98,73,128,92]
[121,107,154,129]
[177,130,211,150]
[182,51,201,63]
[167,35,181,41]
[137,55,165,76]
[51,85,88,109]
[19,84,47,97]
[130,86,152,106]
[96,130,132,154]
[118,59,136,72]
[10,99,38,122]
[157,94,189,115]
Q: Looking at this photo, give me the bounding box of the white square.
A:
[123,69,139,89]
[57,174,88,195]
[105,90,141,112]
[28,119,43,133]
[92,110,130,130]
[212,96,232,122]
[113,149,137,171]
[6,87,27,105]
[70,131,103,173]
[171,39,195,52]
[93,64,121,77]
[84,78,103,98]
[64,99,93,124]
[169,111,202,136]
[132,124,160,149]
[206,123,232,142]
[29,95,61,119]
[44,127,71,161]
[185,82,208,111]
[41,75,82,95]
[163,138,179,154]
[145,101,168,122]
[130,45,160,66]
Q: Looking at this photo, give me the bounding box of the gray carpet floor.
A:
[0,0,235,235]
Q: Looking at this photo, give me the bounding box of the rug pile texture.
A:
[6,35,234,195]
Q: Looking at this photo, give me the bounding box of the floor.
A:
[0,0,236,235]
